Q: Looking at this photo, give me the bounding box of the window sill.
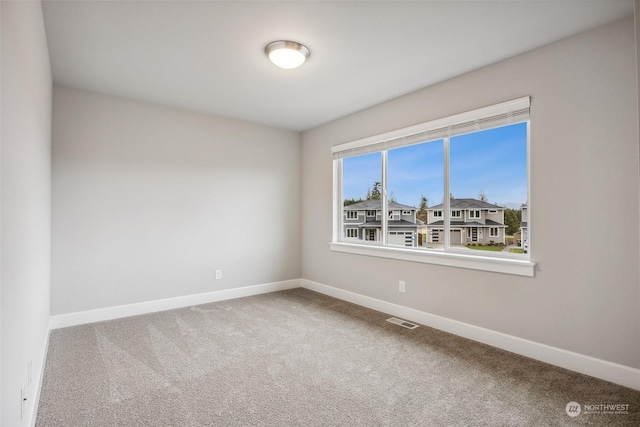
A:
[329,242,535,277]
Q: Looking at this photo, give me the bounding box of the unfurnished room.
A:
[2,1,640,426]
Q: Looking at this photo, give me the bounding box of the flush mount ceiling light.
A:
[265,40,310,70]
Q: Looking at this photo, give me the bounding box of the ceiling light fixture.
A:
[265,40,310,70]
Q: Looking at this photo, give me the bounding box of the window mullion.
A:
[381,150,388,246]
[443,137,450,250]
[334,159,343,242]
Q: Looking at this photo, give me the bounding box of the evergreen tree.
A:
[369,181,382,200]
[504,208,522,235]
[343,198,364,206]
[417,195,429,222]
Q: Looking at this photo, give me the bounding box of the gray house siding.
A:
[426,198,507,245]
[342,200,421,247]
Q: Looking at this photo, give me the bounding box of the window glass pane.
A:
[449,122,528,255]
[342,152,382,242]
[388,140,444,249]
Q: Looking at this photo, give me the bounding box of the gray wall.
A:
[52,87,301,315]
[636,2,640,282]
[1,1,52,425]
[302,17,640,369]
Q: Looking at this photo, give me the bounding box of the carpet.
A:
[36,288,640,426]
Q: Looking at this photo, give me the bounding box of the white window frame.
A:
[346,228,359,238]
[433,210,443,218]
[346,211,358,220]
[366,210,376,217]
[402,210,412,215]
[490,227,499,237]
[331,97,533,277]
[469,210,481,219]
[451,210,461,218]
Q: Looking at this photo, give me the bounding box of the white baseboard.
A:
[300,279,640,391]
[49,279,302,329]
[30,325,51,427]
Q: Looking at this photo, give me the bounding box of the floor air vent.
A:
[386,317,419,329]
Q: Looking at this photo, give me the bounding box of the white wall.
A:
[52,87,301,315]
[1,1,52,426]
[302,17,640,370]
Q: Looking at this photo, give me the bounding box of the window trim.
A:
[331,97,533,277]
[469,210,481,219]
[345,211,358,220]
[330,242,534,277]
[345,228,359,238]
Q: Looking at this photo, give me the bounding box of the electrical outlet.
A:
[215,269,222,280]
[399,280,406,293]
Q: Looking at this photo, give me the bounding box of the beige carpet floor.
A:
[36,288,639,426]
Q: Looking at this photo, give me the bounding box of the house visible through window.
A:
[332,97,532,276]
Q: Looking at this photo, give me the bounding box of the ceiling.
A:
[42,0,633,132]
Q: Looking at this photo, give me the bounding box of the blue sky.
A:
[342,122,527,208]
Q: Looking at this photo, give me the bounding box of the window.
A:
[346,228,359,238]
[366,210,375,217]
[346,211,358,220]
[332,97,533,276]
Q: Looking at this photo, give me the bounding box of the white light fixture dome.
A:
[265,40,310,70]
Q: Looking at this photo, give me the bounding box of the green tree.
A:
[417,195,428,222]
[503,208,522,235]
[343,198,364,206]
[369,181,382,200]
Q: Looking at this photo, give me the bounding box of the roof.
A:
[428,198,503,210]
[344,200,416,211]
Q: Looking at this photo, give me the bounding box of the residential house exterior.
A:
[343,200,422,247]
[426,198,507,245]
